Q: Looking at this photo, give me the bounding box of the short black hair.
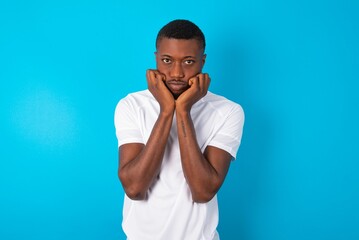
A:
[156,19,206,51]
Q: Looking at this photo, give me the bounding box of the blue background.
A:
[1,0,358,239]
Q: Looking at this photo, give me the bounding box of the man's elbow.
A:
[118,169,147,200]
[191,181,223,203]
[191,190,216,203]
[124,188,147,200]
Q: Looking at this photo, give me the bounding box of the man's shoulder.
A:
[123,89,152,100]
[202,91,244,114]
[119,89,154,105]
[115,89,155,114]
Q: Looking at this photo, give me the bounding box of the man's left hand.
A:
[176,73,210,112]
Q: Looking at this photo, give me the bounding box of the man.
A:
[114,19,244,240]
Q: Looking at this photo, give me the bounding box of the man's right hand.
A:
[119,70,176,200]
[146,69,175,114]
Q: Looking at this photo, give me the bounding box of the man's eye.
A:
[184,60,194,65]
[162,58,171,64]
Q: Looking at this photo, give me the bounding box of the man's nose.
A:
[170,62,184,79]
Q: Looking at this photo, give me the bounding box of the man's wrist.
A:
[175,106,191,117]
[159,106,175,118]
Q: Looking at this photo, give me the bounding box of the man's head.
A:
[155,19,207,98]
[156,19,206,52]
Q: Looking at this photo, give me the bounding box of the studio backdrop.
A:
[0,0,358,239]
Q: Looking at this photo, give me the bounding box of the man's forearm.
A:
[119,111,174,200]
[175,110,221,203]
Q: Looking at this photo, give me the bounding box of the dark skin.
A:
[118,38,233,203]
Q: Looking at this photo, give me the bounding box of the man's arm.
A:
[118,70,175,200]
[176,73,232,203]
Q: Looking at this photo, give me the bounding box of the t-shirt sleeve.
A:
[208,105,245,159]
[114,97,144,147]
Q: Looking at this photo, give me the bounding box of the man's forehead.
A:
[157,38,203,56]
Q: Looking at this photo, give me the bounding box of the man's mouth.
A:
[166,80,188,92]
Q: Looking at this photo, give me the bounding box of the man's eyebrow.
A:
[160,54,196,59]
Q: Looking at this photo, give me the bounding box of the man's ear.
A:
[202,54,207,66]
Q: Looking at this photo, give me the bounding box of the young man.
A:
[114,19,244,240]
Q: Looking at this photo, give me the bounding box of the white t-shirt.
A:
[114,90,244,240]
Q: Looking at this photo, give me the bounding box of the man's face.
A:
[155,38,206,99]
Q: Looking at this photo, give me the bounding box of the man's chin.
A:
[171,91,182,100]
[167,86,188,100]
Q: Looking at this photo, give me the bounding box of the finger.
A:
[155,71,166,81]
[197,73,209,95]
[189,75,199,87]
[196,73,207,95]
[204,73,211,94]
[149,70,156,81]
[148,70,158,87]
[197,73,204,90]
[203,73,210,88]
[150,70,164,82]
[146,70,156,92]
[160,72,166,81]
[146,69,152,83]
[206,73,211,89]
[152,70,159,79]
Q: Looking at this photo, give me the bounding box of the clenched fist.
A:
[146,69,175,114]
[176,73,211,113]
